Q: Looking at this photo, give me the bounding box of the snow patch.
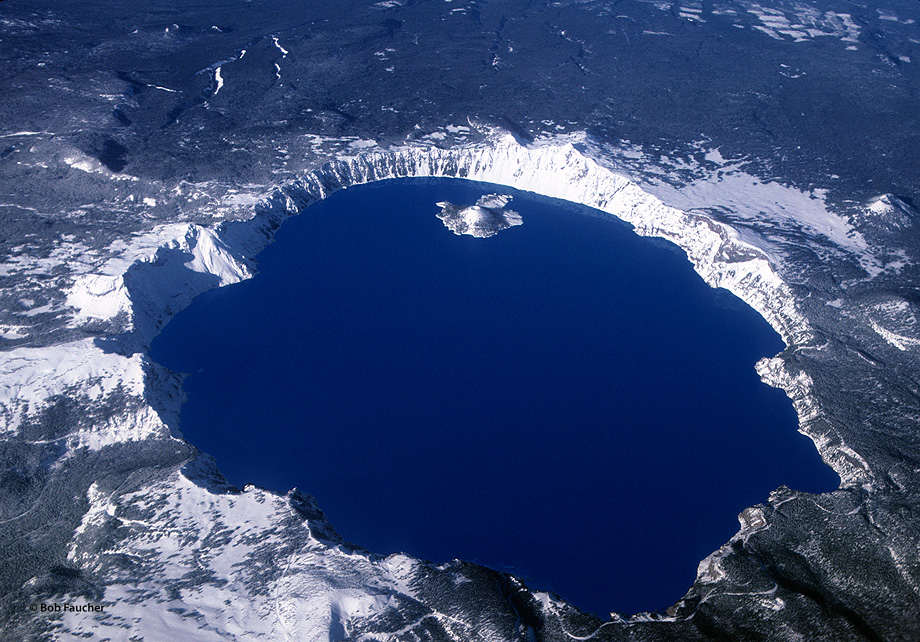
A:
[213,66,224,96]
[347,139,378,149]
[870,319,920,351]
[272,36,289,56]
[639,158,877,274]
[745,4,861,43]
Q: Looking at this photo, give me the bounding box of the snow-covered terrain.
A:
[4,0,920,638]
[5,130,917,640]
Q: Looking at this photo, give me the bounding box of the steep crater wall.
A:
[56,135,863,484]
[232,137,863,487]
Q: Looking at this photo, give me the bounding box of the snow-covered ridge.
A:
[65,222,254,339]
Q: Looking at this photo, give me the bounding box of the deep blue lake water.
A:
[149,178,839,617]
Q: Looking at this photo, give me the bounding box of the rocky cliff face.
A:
[2,133,919,641]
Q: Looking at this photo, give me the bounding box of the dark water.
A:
[150,178,839,617]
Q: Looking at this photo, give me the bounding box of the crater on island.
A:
[149,177,838,617]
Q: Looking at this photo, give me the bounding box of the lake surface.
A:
[149,178,839,616]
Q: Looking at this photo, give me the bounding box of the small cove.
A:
[149,177,839,616]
